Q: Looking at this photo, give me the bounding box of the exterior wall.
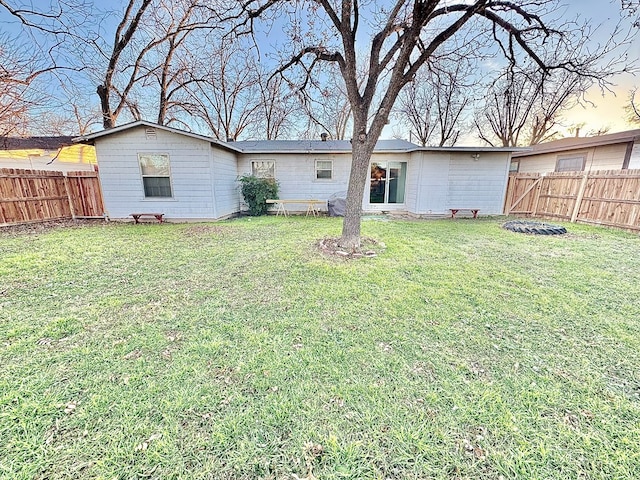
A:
[409,151,510,215]
[237,152,353,211]
[96,126,220,219]
[212,146,240,217]
[516,143,629,173]
[410,151,451,215]
[446,152,510,214]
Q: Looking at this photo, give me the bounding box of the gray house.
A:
[75,120,520,220]
[511,129,640,174]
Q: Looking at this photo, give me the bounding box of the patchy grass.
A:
[1,216,639,479]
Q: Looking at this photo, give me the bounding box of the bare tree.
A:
[395,60,472,146]
[180,38,262,141]
[296,65,354,140]
[0,1,96,135]
[234,0,624,249]
[0,37,41,136]
[253,70,298,140]
[476,58,612,147]
[94,0,223,129]
[626,87,640,124]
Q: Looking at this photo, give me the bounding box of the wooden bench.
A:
[130,213,165,224]
[449,208,480,219]
[266,199,325,217]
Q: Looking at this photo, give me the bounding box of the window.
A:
[139,153,172,197]
[315,160,333,180]
[555,154,586,172]
[251,160,275,178]
[509,159,520,173]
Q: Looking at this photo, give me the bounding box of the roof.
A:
[232,139,419,153]
[0,136,75,150]
[73,120,242,153]
[512,129,640,158]
[73,120,525,154]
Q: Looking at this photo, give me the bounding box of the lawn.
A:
[1,216,639,479]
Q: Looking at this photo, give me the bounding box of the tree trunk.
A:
[97,84,114,129]
[339,139,374,250]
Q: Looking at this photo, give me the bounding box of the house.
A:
[0,136,97,172]
[511,129,640,174]
[74,120,522,221]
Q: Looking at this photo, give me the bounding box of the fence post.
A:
[570,171,589,223]
[62,172,77,219]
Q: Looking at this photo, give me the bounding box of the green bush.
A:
[238,175,279,216]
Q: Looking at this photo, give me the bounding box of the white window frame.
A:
[251,160,276,178]
[315,159,333,180]
[138,153,173,198]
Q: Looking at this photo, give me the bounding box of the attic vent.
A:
[145,127,157,139]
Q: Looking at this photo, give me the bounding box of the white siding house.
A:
[79,122,241,220]
[75,121,519,220]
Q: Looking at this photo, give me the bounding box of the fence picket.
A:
[505,169,640,232]
[0,168,104,225]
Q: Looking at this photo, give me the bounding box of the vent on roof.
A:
[145,127,157,139]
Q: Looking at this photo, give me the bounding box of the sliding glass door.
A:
[369,161,406,204]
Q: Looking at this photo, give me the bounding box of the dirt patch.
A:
[0,219,107,237]
[317,236,386,259]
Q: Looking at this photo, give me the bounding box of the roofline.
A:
[237,148,415,154]
[72,120,243,153]
[512,132,640,158]
[72,122,525,155]
[235,146,527,154]
[409,146,529,153]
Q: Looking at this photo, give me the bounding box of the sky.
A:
[249,0,640,142]
[545,0,640,136]
[1,0,639,143]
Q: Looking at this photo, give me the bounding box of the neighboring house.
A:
[511,129,640,174]
[0,136,97,172]
[74,120,522,221]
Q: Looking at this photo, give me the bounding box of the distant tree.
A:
[254,70,298,140]
[0,1,94,135]
[93,0,224,129]
[476,57,614,147]
[626,87,640,124]
[395,60,473,146]
[296,65,355,140]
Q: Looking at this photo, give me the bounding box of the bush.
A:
[238,175,279,216]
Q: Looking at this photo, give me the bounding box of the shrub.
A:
[238,175,279,216]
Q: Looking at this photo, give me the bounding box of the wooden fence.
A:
[505,169,640,232]
[0,168,105,225]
